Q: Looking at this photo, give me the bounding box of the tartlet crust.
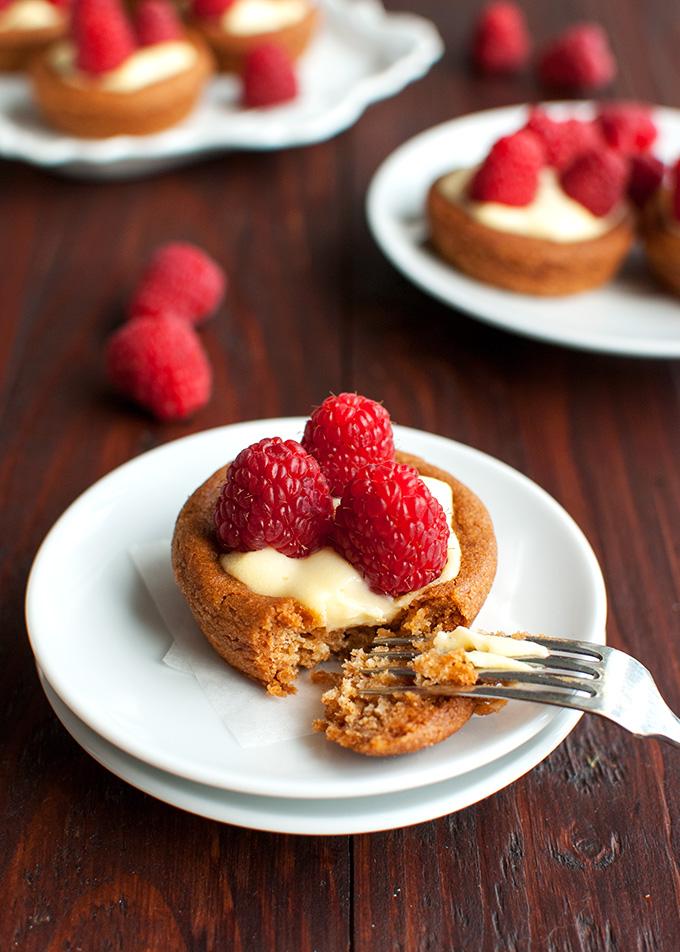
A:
[641,190,680,296]
[0,22,66,72]
[172,450,497,697]
[189,5,318,73]
[427,173,635,297]
[30,34,214,138]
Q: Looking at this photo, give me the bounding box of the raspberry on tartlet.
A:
[302,392,395,497]
[214,437,333,558]
[333,461,450,597]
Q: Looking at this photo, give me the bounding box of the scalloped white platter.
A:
[367,102,680,358]
[26,419,606,803]
[0,0,442,179]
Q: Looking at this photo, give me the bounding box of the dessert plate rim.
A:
[40,669,583,835]
[25,418,606,799]
[366,100,680,358]
[0,0,443,179]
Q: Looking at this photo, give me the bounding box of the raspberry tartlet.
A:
[0,0,68,72]
[172,395,497,700]
[31,0,213,138]
[427,111,635,296]
[642,159,680,296]
[189,0,318,73]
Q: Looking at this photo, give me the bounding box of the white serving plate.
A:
[367,102,680,358]
[41,671,588,835]
[0,0,442,179]
[25,419,606,800]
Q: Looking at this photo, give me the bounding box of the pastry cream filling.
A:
[221,0,309,36]
[49,40,197,93]
[221,476,461,631]
[439,166,624,243]
[434,627,549,672]
[0,0,63,33]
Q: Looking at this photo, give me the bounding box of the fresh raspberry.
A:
[72,0,137,75]
[560,148,629,217]
[525,108,603,170]
[243,43,298,108]
[472,2,530,74]
[538,23,616,91]
[47,0,71,7]
[135,0,182,45]
[192,0,235,17]
[332,462,449,597]
[129,242,226,325]
[672,160,680,223]
[302,393,395,497]
[597,102,657,154]
[627,154,664,209]
[470,129,545,206]
[105,315,211,421]
[214,438,333,558]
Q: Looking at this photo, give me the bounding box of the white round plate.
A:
[367,102,680,358]
[41,671,583,835]
[0,1,442,179]
[26,419,606,799]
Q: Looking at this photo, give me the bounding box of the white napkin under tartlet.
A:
[130,540,325,749]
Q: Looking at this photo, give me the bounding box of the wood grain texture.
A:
[1,0,679,949]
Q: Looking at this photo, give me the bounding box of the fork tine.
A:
[358,683,597,711]
[371,637,416,646]
[360,666,599,696]
[528,636,606,659]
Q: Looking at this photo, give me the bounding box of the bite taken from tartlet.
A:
[30,0,214,138]
[188,0,318,74]
[427,107,637,296]
[172,394,497,701]
[642,159,680,296]
[0,0,69,72]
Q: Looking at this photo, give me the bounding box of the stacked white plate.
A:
[26,420,606,835]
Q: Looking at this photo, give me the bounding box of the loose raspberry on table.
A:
[129,242,226,325]
[524,108,602,171]
[560,148,629,217]
[332,461,450,598]
[302,393,395,498]
[242,43,298,108]
[627,153,664,208]
[73,0,137,75]
[135,0,183,45]
[215,438,333,557]
[470,129,545,206]
[472,2,530,75]
[538,23,616,91]
[192,0,235,17]
[106,315,212,421]
[597,102,657,154]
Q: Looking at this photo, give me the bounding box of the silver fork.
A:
[359,636,680,748]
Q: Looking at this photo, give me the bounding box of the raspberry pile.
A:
[469,5,617,92]
[214,394,450,597]
[472,102,665,217]
[105,241,226,421]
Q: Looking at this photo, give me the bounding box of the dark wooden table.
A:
[2,1,679,949]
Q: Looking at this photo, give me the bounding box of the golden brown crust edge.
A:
[29,34,214,138]
[0,23,66,72]
[641,191,680,296]
[427,174,635,297]
[171,450,497,697]
[189,7,318,73]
